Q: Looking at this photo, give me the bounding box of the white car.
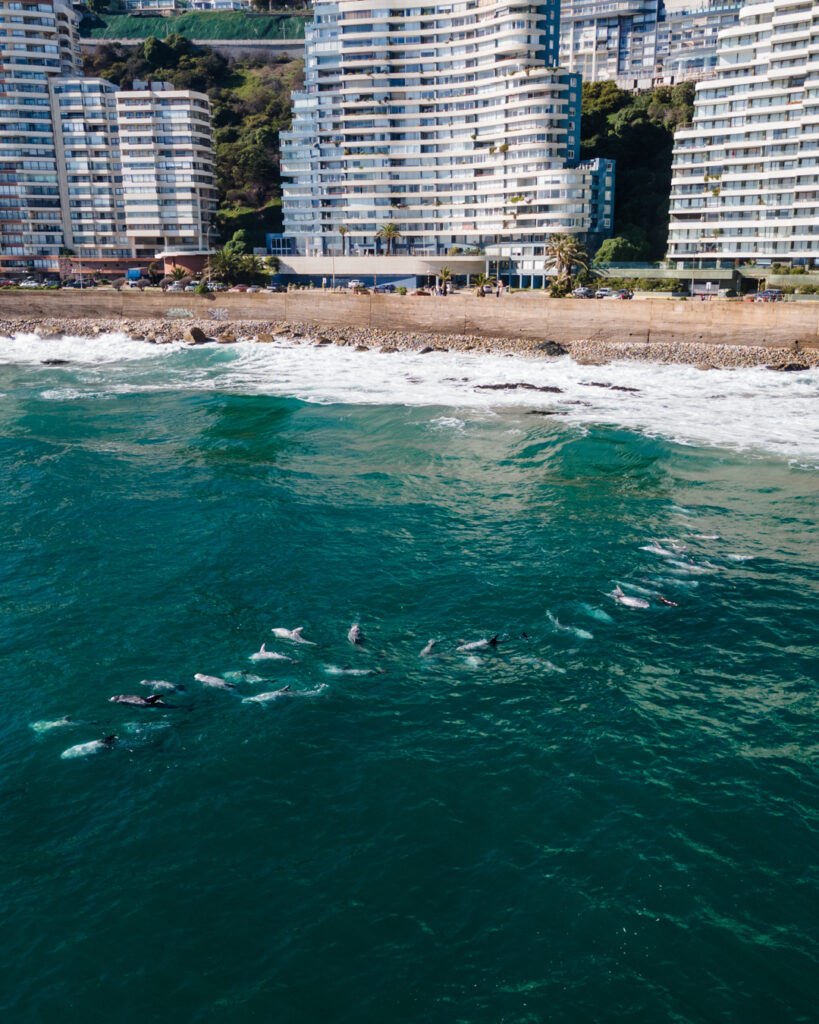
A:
[20,279,41,288]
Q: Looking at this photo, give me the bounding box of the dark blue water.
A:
[1,339,818,1022]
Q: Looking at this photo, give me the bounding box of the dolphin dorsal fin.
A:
[260,643,266,653]
[283,685,291,692]
[293,627,303,636]
[489,635,499,645]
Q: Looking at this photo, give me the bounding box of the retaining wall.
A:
[2,291,817,350]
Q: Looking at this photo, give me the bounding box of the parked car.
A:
[20,278,41,288]
[166,282,184,292]
[572,286,593,298]
[594,288,613,299]
[755,289,783,302]
[229,283,249,292]
[603,290,632,299]
[184,283,197,292]
[265,284,285,293]
[246,285,262,293]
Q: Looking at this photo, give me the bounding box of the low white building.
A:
[116,81,217,260]
[667,0,819,267]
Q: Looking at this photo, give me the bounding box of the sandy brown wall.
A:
[2,291,817,350]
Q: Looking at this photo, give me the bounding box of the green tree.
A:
[439,266,452,295]
[376,222,401,255]
[594,236,646,263]
[170,266,188,281]
[544,234,590,288]
[338,224,349,256]
[472,272,496,297]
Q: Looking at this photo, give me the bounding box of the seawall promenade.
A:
[1,291,818,365]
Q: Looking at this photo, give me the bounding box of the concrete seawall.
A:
[2,291,817,350]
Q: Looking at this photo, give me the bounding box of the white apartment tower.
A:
[0,0,81,272]
[667,0,819,266]
[281,0,614,257]
[116,81,217,260]
[50,78,131,262]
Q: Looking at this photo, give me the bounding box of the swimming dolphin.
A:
[348,623,364,645]
[321,664,384,677]
[456,635,499,652]
[610,586,650,609]
[61,734,117,759]
[271,626,316,645]
[223,670,263,683]
[194,673,237,690]
[140,680,184,693]
[420,639,436,656]
[249,644,293,662]
[657,596,679,607]
[110,694,169,708]
[242,686,293,704]
[30,716,76,733]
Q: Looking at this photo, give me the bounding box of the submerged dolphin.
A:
[61,734,117,759]
[30,716,75,733]
[610,586,650,609]
[321,664,383,677]
[271,626,316,645]
[250,644,293,662]
[110,694,169,708]
[194,673,237,690]
[242,686,293,704]
[420,639,436,656]
[456,635,499,652]
[140,680,184,693]
[348,623,365,645]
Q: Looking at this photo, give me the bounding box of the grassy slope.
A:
[81,12,308,40]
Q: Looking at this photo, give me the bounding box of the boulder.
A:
[535,340,568,356]
[217,332,237,344]
[476,382,563,394]
[183,326,208,345]
[380,345,399,353]
[355,344,370,352]
[256,332,275,344]
[767,362,809,372]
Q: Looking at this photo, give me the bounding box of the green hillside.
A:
[80,12,308,40]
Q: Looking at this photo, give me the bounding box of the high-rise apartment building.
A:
[559,0,742,88]
[667,0,819,266]
[281,1,614,258]
[50,78,131,263]
[116,81,217,260]
[0,0,81,273]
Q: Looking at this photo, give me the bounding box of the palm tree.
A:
[376,222,401,255]
[338,224,349,256]
[170,266,187,282]
[544,233,590,289]
[209,246,244,284]
[473,272,496,297]
[439,265,452,295]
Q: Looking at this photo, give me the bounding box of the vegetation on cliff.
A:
[581,80,695,261]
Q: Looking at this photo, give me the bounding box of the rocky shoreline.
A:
[3,315,818,370]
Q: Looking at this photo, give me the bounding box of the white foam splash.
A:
[3,334,818,464]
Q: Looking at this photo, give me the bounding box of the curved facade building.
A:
[281,0,614,257]
[667,0,819,266]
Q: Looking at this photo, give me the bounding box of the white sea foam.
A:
[4,333,818,464]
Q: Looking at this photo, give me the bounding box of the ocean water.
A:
[1,333,818,1023]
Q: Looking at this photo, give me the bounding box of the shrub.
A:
[397,286,407,295]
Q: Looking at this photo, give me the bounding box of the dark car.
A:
[755,289,783,302]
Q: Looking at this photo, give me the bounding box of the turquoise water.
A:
[1,335,818,1022]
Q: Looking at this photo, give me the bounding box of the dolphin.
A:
[420,639,436,656]
[271,626,316,645]
[61,734,118,759]
[110,694,169,708]
[223,670,263,683]
[547,611,594,640]
[139,680,184,693]
[610,586,650,609]
[321,664,384,676]
[30,716,75,733]
[194,673,237,690]
[348,623,365,645]
[456,635,499,652]
[250,644,293,662]
[242,686,293,704]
